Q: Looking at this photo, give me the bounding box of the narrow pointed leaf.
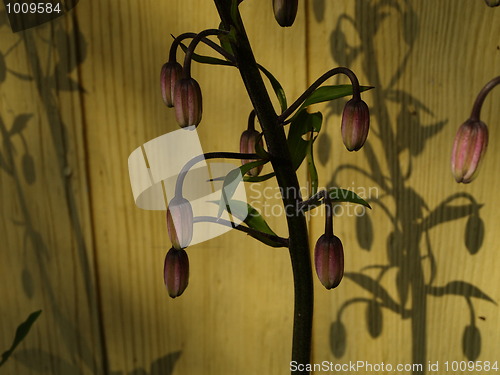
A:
[223,200,283,247]
[258,64,287,113]
[179,42,234,66]
[304,188,371,212]
[217,160,268,217]
[307,139,319,196]
[243,171,276,182]
[287,110,322,170]
[299,84,373,110]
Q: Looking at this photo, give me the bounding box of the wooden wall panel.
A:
[76,0,307,374]
[0,12,104,375]
[1,1,499,374]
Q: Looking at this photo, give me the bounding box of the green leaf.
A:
[222,200,283,247]
[287,110,322,170]
[300,84,373,109]
[179,42,234,66]
[217,22,234,56]
[303,188,371,212]
[218,160,268,217]
[0,310,42,367]
[243,171,276,182]
[307,137,318,196]
[258,64,287,113]
[254,132,269,159]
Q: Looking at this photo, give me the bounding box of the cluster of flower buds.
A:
[240,111,264,177]
[314,202,344,289]
[341,98,370,152]
[164,196,194,298]
[273,0,298,27]
[161,32,206,129]
[161,63,203,128]
[450,119,488,184]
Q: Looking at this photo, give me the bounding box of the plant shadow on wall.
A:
[312,0,496,373]
[0,10,183,374]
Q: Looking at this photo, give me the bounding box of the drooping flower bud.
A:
[273,0,298,27]
[451,119,488,183]
[314,234,344,290]
[164,247,189,298]
[160,61,183,108]
[240,129,264,177]
[173,77,203,128]
[166,196,194,249]
[484,0,500,7]
[341,98,370,151]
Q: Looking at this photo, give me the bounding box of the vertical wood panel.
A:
[308,1,500,373]
[0,11,104,375]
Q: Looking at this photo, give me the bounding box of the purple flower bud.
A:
[166,196,194,249]
[164,247,189,298]
[451,119,488,183]
[239,129,264,177]
[160,61,183,108]
[484,0,500,7]
[314,234,344,290]
[273,0,298,27]
[341,98,370,151]
[174,77,203,128]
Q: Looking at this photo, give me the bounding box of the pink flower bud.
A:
[173,77,203,128]
[239,129,264,177]
[164,247,189,298]
[273,0,298,27]
[451,119,488,183]
[160,61,183,108]
[166,196,194,249]
[341,98,370,151]
[314,234,344,290]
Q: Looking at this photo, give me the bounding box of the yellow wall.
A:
[0,1,499,374]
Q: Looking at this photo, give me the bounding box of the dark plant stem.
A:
[213,1,313,373]
[193,216,289,247]
[470,76,500,122]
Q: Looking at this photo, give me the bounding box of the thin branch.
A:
[278,67,362,122]
[193,216,289,247]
